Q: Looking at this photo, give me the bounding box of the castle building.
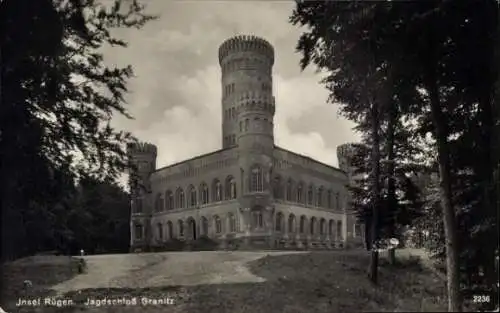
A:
[128,35,363,251]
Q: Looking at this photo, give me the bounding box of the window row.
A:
[148,214,240,241]
[225,107,237,120]
[274,213,343,239]
[153,177,237,212]
[239,117,272,133]
[273,176,343,209]
[224,134,236,146]
[222,82,271,98]
[132,213,345,241]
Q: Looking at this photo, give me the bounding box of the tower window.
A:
[250,166,263,192]
[245,119,249,131]
[240,121,243,132]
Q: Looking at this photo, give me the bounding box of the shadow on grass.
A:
[1,256,84,310]
[2,251,449,313]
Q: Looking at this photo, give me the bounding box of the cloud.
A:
[106,0,360,173]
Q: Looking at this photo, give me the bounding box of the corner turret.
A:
[127,141,157,198]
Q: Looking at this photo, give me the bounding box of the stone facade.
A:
[128,35,364,251]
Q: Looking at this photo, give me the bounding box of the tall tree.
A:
[290,1,498,310]
[0,0,156,259]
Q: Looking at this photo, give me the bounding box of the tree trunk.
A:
[386,101,398,266]
[368,100,382,284]
[476,3,499,295]
[364,219,372,251]
[426,72,462,312]
[420,15,462,311]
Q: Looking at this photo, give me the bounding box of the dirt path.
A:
[50,251,305,295]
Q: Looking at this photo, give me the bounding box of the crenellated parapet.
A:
[127,142,158,157]
[218,35,274,66]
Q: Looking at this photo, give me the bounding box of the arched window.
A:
[213,179,222,201]
[297,183,304,203]
[225,176,237,199]
[310,217,317,235]
[245,119,249,131]
[307,185,314,205]
[239,121,243,132]
[273,176,283,199]
[337,220,343,239]
[335,192,340,209]
[175,188,184,209]
[201,217,209,236]
[299,216,306,233]
[200,182,209,204]
[214,215,222,233]
[329,220,335,238]
[288,214,296,233]
[286,179,293,201]
[157,223,163,240]
[228,213,236,232]
[275,212,283,231]
[327,190,333,208]
[188,185,197,207]
[167,221,173,239]
[134,224,143,239]
[319,218,326,235]
[250,166,263,192]
[165,190,174,210]
[178,220,184,237]
[317,187,323,207]
[258,212,263,227]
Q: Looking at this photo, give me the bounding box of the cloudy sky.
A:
[105,0,360,169]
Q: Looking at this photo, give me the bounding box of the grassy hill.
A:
[1,250,448,313]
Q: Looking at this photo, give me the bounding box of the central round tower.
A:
[218,35,275,149]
